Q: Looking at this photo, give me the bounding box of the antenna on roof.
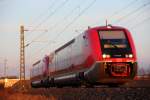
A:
[106,20,112,28]
[106,19,108,26]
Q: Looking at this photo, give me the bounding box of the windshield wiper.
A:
[108,42,118,49]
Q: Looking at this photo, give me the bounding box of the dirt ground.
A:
[0,80,150,100]
[0,87,150,100]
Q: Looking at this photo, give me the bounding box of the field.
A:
[0,80,150,100]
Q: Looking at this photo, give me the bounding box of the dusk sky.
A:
[0,0,150,78]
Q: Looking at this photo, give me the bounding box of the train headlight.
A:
[102,54,110,58]
[102,54,107,58]
[129,54,133,58]
[106,55,110,58]
[125,54,129,58]
[125,54,133,58]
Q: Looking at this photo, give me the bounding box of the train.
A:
[30,25,137,88]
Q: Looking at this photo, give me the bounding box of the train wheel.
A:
[40,80,44,87]
[44,80,50,88]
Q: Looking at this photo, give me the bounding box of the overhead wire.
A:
[54,0,97,41]
[29,0,138,50]
[28,0,137,57]
[31,0,97,60]
[108,0,139,19]
[29,0,56,26]
[26,0,83,61]
[47,5,81,31]
[30,0,150,62]
[25,0,70,46]
[26,1,83,48]
[26,0,70,63]
[33,0,69,31]
[25,0,57,39]
[114,1,150,24]
[91,0,139,26]
[27,0,70,34]
[130,16,150,29]
[122,5,150,27]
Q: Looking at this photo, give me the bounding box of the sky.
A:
[0,0,150,78]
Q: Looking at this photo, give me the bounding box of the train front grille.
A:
[105,63,130,77]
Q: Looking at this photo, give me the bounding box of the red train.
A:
[30,25,137,87]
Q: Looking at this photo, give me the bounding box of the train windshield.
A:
[99,30,132,58]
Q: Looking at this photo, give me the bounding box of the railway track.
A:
[2,87,149,100]
[0,80,149,100]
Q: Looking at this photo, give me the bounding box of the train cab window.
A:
[99,30,132,58]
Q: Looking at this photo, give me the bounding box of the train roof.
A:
[32,60,41,66]
[55,39,75,53]
[86,25,127,31]
[53,25,129,54]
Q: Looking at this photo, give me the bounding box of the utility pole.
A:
[20,25,27,90]
[19,25,47,90]
[20,25,25,80]
[4,59,7,78]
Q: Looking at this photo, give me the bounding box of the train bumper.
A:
[84,61,137,84]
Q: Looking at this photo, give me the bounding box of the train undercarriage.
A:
[31,61,137,88]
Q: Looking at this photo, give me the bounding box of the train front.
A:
[85,25,137,85]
